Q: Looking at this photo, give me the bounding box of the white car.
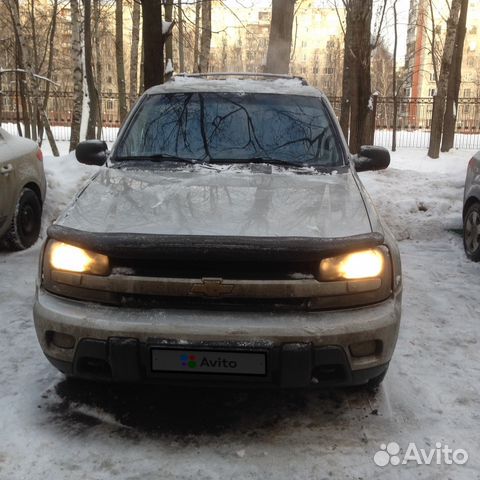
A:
[0,127,46,250]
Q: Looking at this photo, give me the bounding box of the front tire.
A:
[4,188,42,251]
[366,368,388,392]
[463,202,480,262]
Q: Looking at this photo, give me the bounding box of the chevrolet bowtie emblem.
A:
[190,278,235,298]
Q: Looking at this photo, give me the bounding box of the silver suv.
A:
[0,127,46,250]
[34,74,402,389]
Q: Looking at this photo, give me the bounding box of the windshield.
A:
[114,92,343,166]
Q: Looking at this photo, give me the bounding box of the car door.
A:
[0,130,18,237]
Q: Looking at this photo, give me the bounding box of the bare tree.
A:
[130,0,141,107]
[177,0,185,72]
[6,0,59,155]
[84,0,101,139]
[115,0,128,122]
[141,0,164,90]
[164,0,174,67]
[340,0,374,154]
[441,0,468,152]
[70,0,83,150]
[428,0,462,159]
[392,0,398,151]
[93,0,103,139]
[199,0,211,73]
[265,0,295,74]
[193,0,201,72]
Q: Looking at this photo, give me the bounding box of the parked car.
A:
[463,152,480,262]
[33,74,402,389]
[0,127,46,250]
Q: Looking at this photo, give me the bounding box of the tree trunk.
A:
[115,0,128,123]
[441,0,468,153]
[265,0,295,74]
[141,0,164,90]
[428,0,462,159]
[193,0,201,72]
[339,16,352,139]
[14,31,31,139]
[93,0,103,139]
[84,0,100,139]
[164,0,173,68]
[177,0,185,72]
[392,0,398,152]
[70,0,83,150]
[29,0,38,141]
[129,0,141,107]
[199,0,211,73]
[40,0,58,144]
[342,0,373,154]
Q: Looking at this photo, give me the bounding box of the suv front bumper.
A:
[33,288,401,388]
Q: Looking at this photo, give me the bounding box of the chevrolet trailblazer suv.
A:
[33,74,402,389]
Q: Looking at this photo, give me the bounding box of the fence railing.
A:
[2,91,480,149]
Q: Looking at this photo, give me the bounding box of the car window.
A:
[115,92,342,167]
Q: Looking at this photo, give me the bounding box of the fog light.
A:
[349,340,380,357]
[47,331,76,349]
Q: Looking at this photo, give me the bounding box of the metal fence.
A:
[2,91,480,149]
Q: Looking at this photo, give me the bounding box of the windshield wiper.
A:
[114,154,200,164]
[209,157,306,168]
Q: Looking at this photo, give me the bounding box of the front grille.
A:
[110,257,318,281]
[117,294,310,311]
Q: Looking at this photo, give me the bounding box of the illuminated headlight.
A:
[48,241,110,276]
[319,248,384,281]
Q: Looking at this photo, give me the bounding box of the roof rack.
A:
[175,72,309,86]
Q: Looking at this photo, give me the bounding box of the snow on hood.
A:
[56,165,372,238]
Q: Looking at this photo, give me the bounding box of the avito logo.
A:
[180,354,197,368]
[179,354,238,370]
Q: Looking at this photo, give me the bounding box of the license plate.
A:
[151,348,267,376]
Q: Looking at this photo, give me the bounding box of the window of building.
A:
[313,66,319,74]
[428,88,436,97]
[106,100,114,110]
[464,89,472,97]
[258,11,269,21]
[323,67,334,75]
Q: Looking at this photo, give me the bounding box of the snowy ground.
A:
[1,144,479,479]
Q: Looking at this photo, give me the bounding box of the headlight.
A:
[319,248,384,281]
[48,241,110,275]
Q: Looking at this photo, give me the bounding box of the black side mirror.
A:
[75,140,108,166]
[353,146,390,172]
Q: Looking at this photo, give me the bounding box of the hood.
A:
[56,165,372,239]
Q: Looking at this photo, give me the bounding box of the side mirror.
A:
[353,146,390,172]
[75,140,108,166]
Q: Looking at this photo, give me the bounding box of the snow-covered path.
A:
[0,147,479,479]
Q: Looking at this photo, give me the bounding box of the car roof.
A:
[145,74,326,99]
